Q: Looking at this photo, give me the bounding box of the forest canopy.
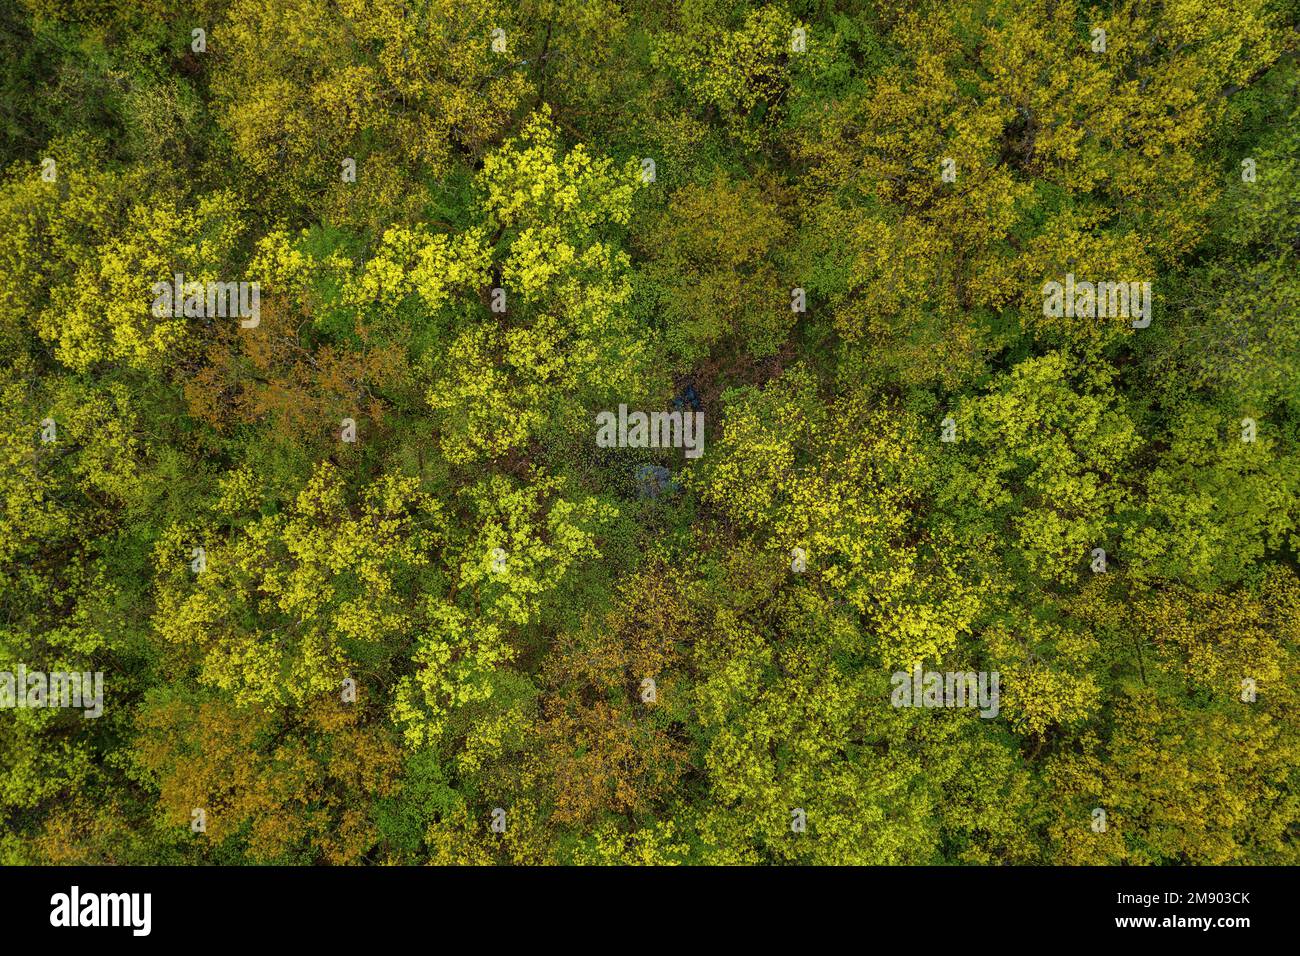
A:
[1,0,1298,865]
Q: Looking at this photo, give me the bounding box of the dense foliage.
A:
[2,0,1298,865]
